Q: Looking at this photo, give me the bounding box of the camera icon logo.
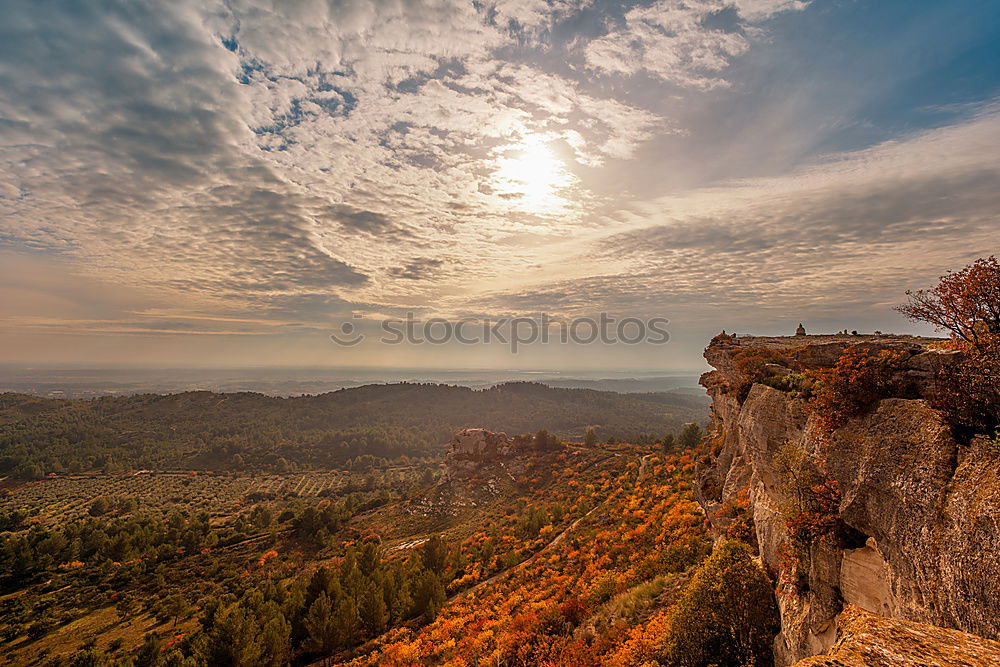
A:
[329,314,365,346]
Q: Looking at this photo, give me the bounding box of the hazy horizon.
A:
[0,363,707,399]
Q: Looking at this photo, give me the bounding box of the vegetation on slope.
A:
[0,435,787,667]
[0,382,707,476]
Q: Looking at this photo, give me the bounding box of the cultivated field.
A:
[0,470,365,524]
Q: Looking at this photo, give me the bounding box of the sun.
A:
[492,134,576,214]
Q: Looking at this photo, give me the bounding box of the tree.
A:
[293,506,325,547]
[359,580,388,637]
[303,593,338,665]
[69,649,111,667]
[333,595,360,647]
[896,256,1000,353]
[259,612,291,667]
[306,566,336,607]
[533,429,561,451]
[250,505,273,530]
[931,350,1000,440]
[163,593,191,628]
[89,497,112,517]
[135,634,163,667]
[204,605,267,666]
[412,570,445,623]
[584,428,598,447]
[115,595,136,621]
[422,535,448,576]
[662,540,779,667]
[661,432,676,452]
[897,257,1000,439]
[808,346,909,432]
[677,423,703,449]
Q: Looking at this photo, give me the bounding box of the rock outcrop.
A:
[444,428,516,482]
[696,334,1000,665]
[792,605,1000,667]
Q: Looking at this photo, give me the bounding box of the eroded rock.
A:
[696,334,1000,665]
[444,428,515,482]
[793,605,1000,667]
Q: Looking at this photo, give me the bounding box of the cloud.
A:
[324,205,401,235]
[389,258,445,280]
[1,0,997,367]
[585,0,807,88]
[0,0,668,317]
[466,107,1000,323]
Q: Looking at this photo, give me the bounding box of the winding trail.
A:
[447,452,650,603]
[323,449,653,666]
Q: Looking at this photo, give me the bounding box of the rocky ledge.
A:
[793,605,1000,667]
[696,334,1000,665]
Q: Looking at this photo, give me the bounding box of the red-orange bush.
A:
[897,256,1000,440]
[808,346,909,431]
[733,347,795,403]
[930,346,1000,441]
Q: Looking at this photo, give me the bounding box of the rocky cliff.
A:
[795,605,1000,667]
[695,334,1000,666]
[444,427,517,482]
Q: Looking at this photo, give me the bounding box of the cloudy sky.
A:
[1,0,999,372]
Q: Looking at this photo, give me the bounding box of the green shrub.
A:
[732,348,796,403]
[661,541,779,667]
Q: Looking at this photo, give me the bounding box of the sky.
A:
[1,0,999,372]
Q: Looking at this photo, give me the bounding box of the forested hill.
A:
[0,382,708,476]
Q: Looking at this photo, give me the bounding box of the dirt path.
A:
[447,451,649,603]
[323,449,653,666]
[637,453,650,482]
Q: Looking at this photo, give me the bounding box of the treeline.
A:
[0,510,217,592]
[51,537,460,667]
[190,538,453,666]
[0,382,707,476]
[582,422,704,451]
[0,491,377,595]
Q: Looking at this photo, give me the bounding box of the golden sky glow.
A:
[0,0,998,369]
[492,134,578,215]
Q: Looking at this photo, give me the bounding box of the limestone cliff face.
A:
[696,334,1000,666]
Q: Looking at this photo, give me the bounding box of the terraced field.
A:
[0,470,358,524]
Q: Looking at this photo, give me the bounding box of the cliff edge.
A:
[695,333,1000,665]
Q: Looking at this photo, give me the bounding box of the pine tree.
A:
[206,605,267,667]
[661,432,676,452]
[422,535,448,575]
[677,423,703,449]
[303,593,338,666]
[306,566,335,607]
[359,580,389,637]
[412,570,445,623]
[333,595,360,647]
[259,609,292,667]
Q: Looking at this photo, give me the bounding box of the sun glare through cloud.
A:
[491,134,578,215]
